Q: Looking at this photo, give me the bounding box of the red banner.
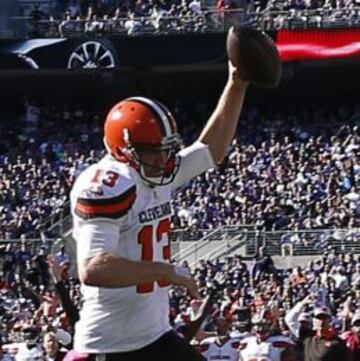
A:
[277,29,360,61]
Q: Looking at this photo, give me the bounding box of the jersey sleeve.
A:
[71,165,137,262]
[171,141,216,191]
[74,184,136,220]
[75,219,120,262]
[71,164,137,221]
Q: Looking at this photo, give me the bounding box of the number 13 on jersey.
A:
[137,218,171,294]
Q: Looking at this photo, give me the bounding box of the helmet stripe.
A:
[127,96,172,138]
[154,100,177,134]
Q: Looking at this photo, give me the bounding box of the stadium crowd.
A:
[39,0,360,19]
[29,0,231,37]
[1,245,360,360]
[0,101,359,241]
[0,101,102,240]
[23,0,360,37]
[178,105,359,236]
[0,88,358,361]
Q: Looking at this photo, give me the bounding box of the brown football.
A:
[226,26,282,88]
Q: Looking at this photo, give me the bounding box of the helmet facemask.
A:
[252,309,276,341]
[127,134,182,186]
[253,321,272,341]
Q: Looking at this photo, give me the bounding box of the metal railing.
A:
[170,228,215,243]
[5,10,244,39]
[1,226,359,264]
[264,228,360,256]
[21,201,70,239]
[170,226,360,264]
[252,7,360,30]
[188,235,248,267]
[171,225,260,264]
[171,228,222,264]
[46,213,72,238]
[0,238,56,252]
[4,7,360,39]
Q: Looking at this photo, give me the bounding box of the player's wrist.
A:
[152,262,174,281]
[166,265,192,284]
[228,75,249,89]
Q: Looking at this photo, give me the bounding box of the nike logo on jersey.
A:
[89,187,104,196]
[139,202,171,223]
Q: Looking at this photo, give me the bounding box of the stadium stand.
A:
[1,101,358,242]
[1,245,360,360]
[3,0,360,38]
[0,2,360,360]
[0,100,103,241]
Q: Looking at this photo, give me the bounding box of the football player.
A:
[71,61,248,361]
[230,306,253,339]
[200,317,240,361]
[238,308,295,361]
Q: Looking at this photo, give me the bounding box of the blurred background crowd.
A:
[1,246,360,359]
[0,96,359,359]
[7,0,360,38]
[1,100,359,241]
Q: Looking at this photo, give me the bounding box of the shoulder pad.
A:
[3,343,19,354]
[240,335,255,342]
[199,343,210,353]
[239,335,258,350]
[200,337,216,345]
[74,165,136,220]
[270,336,295,348]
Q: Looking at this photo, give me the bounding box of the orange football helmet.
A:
[104,96,181,186]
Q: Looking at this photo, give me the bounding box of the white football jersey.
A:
[71,142,215,353]
[238,335,294,361]
[200,336,240,361]
[9,343,43,361]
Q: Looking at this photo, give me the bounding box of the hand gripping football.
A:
[227,26,282,88]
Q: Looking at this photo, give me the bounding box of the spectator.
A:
[285,294,315,360]
[188,0,202,15]
[251,248,277,284]
[66,0,81,18]
[43,331,67,361]
[47,255,79,329]
[54,246,70,267]
[342,313,360,361]
[29,2,47,37]
[0,96,359,361]
[7,327,43,361]
[306,306,350,361]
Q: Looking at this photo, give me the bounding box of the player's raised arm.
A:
[199,26,281,165]
[198,61,248,165]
